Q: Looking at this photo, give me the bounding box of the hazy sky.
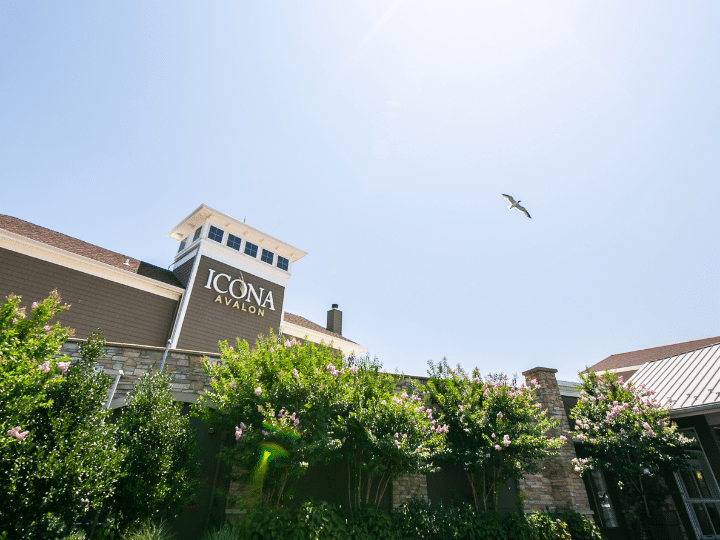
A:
[2,1,719,382]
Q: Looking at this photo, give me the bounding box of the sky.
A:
[2,1,719,382]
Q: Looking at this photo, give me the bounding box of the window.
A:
[208,226,224,243]
[261,249,274,265]
[192,227,202,241]
[178,237,187,253]
[676,429,720,539]
[244,241,258,258]
[277,255,289,271]
[587,470,618,528]
[227,234,242,251]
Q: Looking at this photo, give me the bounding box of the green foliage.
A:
[113,372,199,530]
[197,333,445,509]
[121,521,175,540]
[202,500,603,540]
[392,499,532,540]
[425,360,563,511]
[201,522,237,540]
[225,499,601,540]
[554,508,604,540]
[0,293,125,540]
[570,370,696,521]
[524,512,571,540]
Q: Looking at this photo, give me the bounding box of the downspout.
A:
[159,339,172,372]
[104,370,124,410]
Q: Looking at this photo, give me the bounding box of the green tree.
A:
[113,372,199,530]
[426,359,563,511]
[570,370,696,531]
[0,293,124,540]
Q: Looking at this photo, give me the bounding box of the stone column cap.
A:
[522,366,558,377]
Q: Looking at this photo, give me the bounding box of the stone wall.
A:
[518,367,594,517]
[60,338,219,407]
[59,340,601,522]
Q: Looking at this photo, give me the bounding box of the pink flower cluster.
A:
[6,427,29,441]
[284,338,298,347]
[571,457,591,473]
[326,363,344,378]
[37,360,70,374]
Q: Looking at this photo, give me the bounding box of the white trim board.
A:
[280,320,367,357]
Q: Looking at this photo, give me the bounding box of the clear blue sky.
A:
[3,1,719,382]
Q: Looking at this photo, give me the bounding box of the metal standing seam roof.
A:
[630,342,720,412]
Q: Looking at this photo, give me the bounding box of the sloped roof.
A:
[283,312,351,342]
[631,342,720,413]
[587,336,720,372]
[0,215,183,288]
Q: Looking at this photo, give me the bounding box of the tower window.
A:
[192,227,202,241]
[208,226,224,243]
[277,256,289,271]
[244,241,258,258]
[227,234,242,251]
[261,249,274,265]
[178,238,187,253]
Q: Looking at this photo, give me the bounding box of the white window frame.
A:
[675,428,720,539]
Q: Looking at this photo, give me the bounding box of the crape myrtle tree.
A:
[570,370,696,530]
[336,356,446,510]
[426,359,564,512]
[0,293,124,540]
[197,332,446,512]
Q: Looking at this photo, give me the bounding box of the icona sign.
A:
[204,268,275,317]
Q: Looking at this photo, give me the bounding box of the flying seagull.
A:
[502,194,531,219]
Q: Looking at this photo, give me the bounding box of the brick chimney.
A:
[326,304,342,335]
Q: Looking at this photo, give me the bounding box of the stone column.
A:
[518,367,593,518]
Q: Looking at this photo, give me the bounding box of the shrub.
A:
[524,512,571,540]
[0,294,125,540]
[113,373,199,530]
[221,499,601,540]
[554,508,604,540]
[121,521,175,540]
[201,522,237,540]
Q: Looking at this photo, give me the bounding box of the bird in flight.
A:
[502,194,531,219]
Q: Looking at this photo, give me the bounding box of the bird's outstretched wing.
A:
[502,194,517,205]
[517,205,531,219]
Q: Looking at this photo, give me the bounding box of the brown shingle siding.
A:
[175,256,285,353]
[0,215,182,288]
[0,247,178,347]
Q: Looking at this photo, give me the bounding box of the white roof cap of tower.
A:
[167,204,307,263]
